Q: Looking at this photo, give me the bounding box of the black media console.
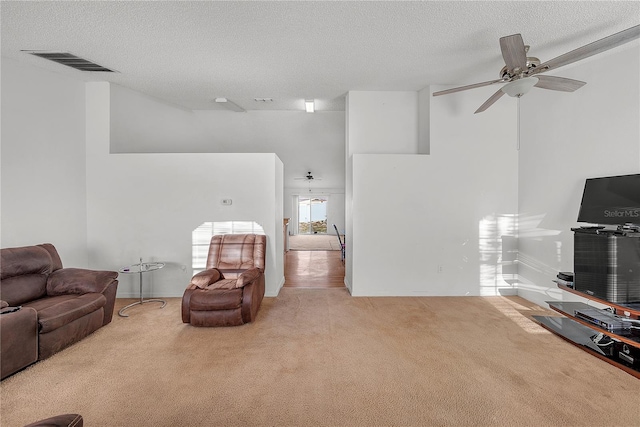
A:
[534,174,640,378]
[573,227,640,303]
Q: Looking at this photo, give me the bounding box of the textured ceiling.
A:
[2,1,639,112]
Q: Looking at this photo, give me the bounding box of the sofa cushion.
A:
[0,245,53,305]
[0,274,48,306]
[24,294,106,334]
[189,288,242,311]
[0,245,52,279]
[37,243,64,272]
[47,268,118,296]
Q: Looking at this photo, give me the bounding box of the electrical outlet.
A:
[221,199,232,205]
[437,264,443,273]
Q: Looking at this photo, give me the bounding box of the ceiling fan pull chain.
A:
[517,97,521,151]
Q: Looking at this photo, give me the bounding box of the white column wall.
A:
[1,58,89,266]
[345,91,420,292]
[347,88,518,296]
[517,44,640,308]
[86,82,284,298]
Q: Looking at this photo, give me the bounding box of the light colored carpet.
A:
[1,290,638,427]
[289,234,341,251]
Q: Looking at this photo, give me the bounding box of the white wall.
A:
[0,58,89,266]
[109,84,346,235]
[517,44,640,308]
[110,86,345,190]
[7,45,636,304]
[347,91,419,154]
[110,83,210,152]
[348,88,518,296]
[86,83,285,298]
[194,110,346,190]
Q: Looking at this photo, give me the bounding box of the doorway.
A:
[285,195,345,288]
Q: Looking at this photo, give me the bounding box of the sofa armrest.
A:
[189,268,222,289]
[1,305,38,380]
[46,268,118,296]
[236,267,262,288]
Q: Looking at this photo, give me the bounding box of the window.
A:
[298,196,328,234]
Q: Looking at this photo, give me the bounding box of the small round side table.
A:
[118,258,166,317]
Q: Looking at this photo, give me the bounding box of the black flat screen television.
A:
[577,173,640,226]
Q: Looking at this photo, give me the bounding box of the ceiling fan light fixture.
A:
[501,77,538,97]
[305,99,315,113]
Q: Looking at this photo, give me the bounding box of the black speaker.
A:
[574,231,640,303]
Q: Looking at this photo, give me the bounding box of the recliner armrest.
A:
[236,267,262,288]
[189,268,222,289]
[46,268,118,296]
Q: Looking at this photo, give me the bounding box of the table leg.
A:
[118,269,167,317]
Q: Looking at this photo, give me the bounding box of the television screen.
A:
[577,174,640,225]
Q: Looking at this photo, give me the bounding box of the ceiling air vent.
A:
[22,51,116,72]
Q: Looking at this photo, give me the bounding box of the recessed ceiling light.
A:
[305,99,315,113]
[214,97,245,112]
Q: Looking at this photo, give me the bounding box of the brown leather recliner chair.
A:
[24,413,83,427]
[182,234,266,327]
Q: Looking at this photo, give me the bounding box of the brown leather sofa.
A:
[182,234,266,327]
[0,243,118,379]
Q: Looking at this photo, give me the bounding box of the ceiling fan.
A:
[294,171,322,192]
[433,25,640,114]
[294,171,322,182]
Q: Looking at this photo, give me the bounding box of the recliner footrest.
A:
[189,288,242,311]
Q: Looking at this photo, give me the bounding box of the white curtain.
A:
[291,195,299,235]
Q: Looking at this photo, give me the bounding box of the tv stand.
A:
[534,284,640,379]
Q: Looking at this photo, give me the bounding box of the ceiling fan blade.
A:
[533,25,640,74]
[432,79,504,97]
[534,75,586,92]
[500,34,528,73]
[474,88,505,114]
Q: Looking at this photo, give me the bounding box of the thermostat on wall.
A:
[221,199,232,205]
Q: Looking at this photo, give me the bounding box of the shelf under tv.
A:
[533,315,640,379]
[546,301,640,348]
[540,283,640,378]
[556,283,640,319]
